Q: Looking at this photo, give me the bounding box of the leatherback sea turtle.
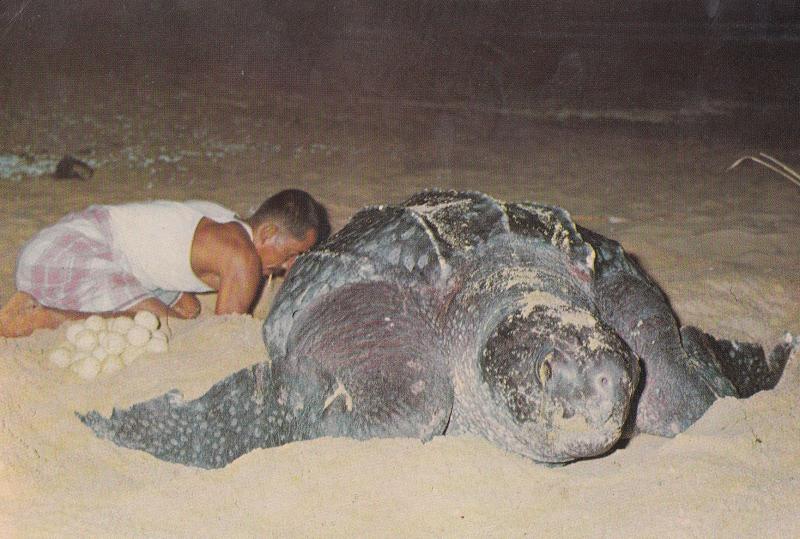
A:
[79,190,795,469]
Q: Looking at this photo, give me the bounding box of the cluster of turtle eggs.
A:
[48,311,169,380]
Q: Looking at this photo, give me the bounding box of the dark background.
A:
[2,1,799,105]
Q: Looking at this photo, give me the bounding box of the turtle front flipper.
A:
[278,281,454,442]
[78,363,301,469]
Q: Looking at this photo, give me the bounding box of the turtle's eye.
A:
[534,347,554,387]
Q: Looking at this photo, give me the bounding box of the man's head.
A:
[248,189,331,275]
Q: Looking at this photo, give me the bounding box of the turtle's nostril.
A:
[592,366,623,400]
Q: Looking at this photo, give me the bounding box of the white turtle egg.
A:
[134,311,160,331]
[100,332,127,355]
[48,347,75,368]
[101,355,123,375]
[70,351,90,367]
[84,314,106,332]
[122,345,147,366]
[109,316,135,334]
[74,329,98,352]
[91,345,109,361]
[71,355,101,380]
[96,330,109,344]
[127,325,151,347]
[65,323,86,345]
[146,336,169,354]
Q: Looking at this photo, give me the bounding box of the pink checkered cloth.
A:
[15,206,177,313]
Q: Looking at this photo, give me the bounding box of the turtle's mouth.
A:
[539,400,630,461]
[491,405,628,464]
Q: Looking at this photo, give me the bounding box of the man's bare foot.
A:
[125,295,199,322]
[0,292,68,338]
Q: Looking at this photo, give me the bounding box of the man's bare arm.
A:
[190,219,263,315]
[214,250,262,315]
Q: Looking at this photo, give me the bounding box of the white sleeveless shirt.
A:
[107,200,253,292]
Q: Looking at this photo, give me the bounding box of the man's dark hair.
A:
[250,189,331,245]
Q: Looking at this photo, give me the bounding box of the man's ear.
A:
[303,227,317,245]
[255,223,279,247]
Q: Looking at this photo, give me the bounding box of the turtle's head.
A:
[477,296,639,463]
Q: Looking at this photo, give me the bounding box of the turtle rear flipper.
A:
[680,327,795,398]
